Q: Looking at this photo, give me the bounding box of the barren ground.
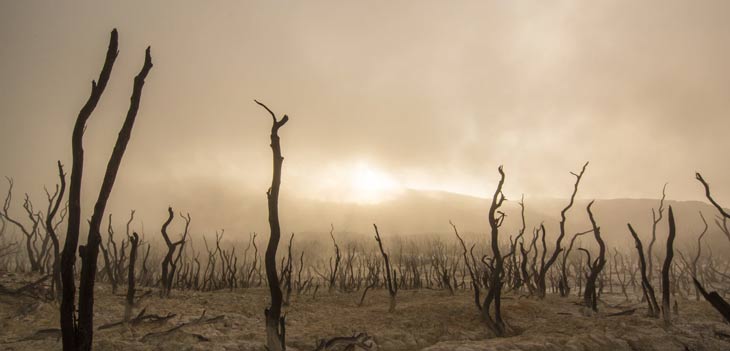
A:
[1,273,729,351]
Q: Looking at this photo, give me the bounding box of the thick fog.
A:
[1,0,729,235]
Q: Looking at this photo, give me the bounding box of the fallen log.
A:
[694,278,730,323]
[315,332,375,351]
[606,308,637,317]
[98,307,176,330]
[140,309,224,342]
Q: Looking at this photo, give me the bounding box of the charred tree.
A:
[60,30,119,351]
[481,166,507,336]
[159,207,189,297]
[373,224,398,312]
[100,214,120,293]
[537,162,588,298]
[2,178,43,272]
[124,232,139,321]
[691,212,708,301]
[452,221,480,310]
[257,100,289,351]
[59,29,153,351]
[647,184,667,285]
[693,278,730,323]
[696,173,730,219]
[282,233,294,306]
[559,228,592,297]
[696,173,730,244]
[583,201,606,312]
[328,224,341,292]
[661,206,676,325]
[627,223,660,317]
[45,161,67,301]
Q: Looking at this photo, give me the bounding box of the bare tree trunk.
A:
[627,223,660,317]
[537,162,588,298]
[696,173,730,220]
[481,166,507,336]
[159,208,187,297]
[328,224,341,292]
[692,212,708,301]
[60,29,153,351]
[647,184,667,285]
[2,179,43,272]
[373,224,397,313]
[45,161,66,302]
[452,221,480,310]
[160,207,175,294]
[583,201,606,312]
[661,206,676,325]
[283,233,294,306]
[124,232,139,321]
[257,100,289,351]
[60,29,119,351]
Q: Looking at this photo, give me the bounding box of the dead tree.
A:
[160,207,176,294]
[243,233,260,288]
[0,214,17,262]
[481,165,507,336]
[100,214,120,293]
[452,221,480,309]
[99,214,130,293]
[257,100,289,351]
[373,224,397,312]
[647,184,667,285]
[696,173,730,244]
[696,173,730,218]
[59,29,153,351]
[282,233,294,306]
[60,30,119,350]
[139,243,152,287]
[124,232,139,321]
[537,162,588,298]
[559,228,592,297]
[661,206,676,325]
[507,196,527,291]
[583,201,606,312]
[613,249,630,301]
[2,178,44,272]
[627,223,660,317]
[328,224,341,292]
[430,238,454,295]
[691,212,708,301]
[358,257,381,307]
[160,207,189,297]
[45,161,67,301]
[295,251,310,295]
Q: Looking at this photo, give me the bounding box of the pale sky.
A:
[1,1,729,234]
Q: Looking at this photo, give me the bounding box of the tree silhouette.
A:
[59,29,153,351]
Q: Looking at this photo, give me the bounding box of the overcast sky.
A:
[1,1,729,233]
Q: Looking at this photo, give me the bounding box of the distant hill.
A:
[191,188,728,249]
[276,190,726,248]
[110,184,728,252]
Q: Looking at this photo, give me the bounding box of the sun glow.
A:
[298,160,495,204]
[301,160,403,204]
[348,162,401,203]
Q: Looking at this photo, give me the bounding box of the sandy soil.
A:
[1,274,730,351]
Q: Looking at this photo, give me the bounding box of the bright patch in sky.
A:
[298,159,492,204]
[348,162,401,203]
[297,160,403,204]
